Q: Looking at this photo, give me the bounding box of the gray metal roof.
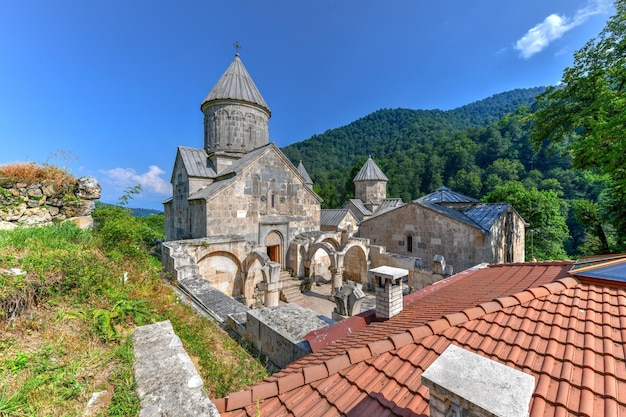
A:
[345,199,373,216]
[353,157,388,182]
[297,161,313,185]
[415,201,487,233]
[463,203,509,232]
[378,198,404,212]
[417,186,479,204]
[189,144,272,201]
[177,146,216,178]
[201,54,270,113]
[320,209,353,227]
[188,143,322,204]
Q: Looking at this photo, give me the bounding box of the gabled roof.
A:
[296,161,313,186]
[353,156,388,182]
[216,261,626,416]
[417,186,479,204]
[174,146,216,179]
[463,203,510,232]
[201,53,270,114]
[377,198,404,213]
[362,198,511,235]
[188,143,322,204]
[320,209,354,227]
[344,199,373,217]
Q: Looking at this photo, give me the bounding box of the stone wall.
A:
[0,176,101,230]
[369,245,446,291]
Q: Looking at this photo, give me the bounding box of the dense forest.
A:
[281,87,611,259]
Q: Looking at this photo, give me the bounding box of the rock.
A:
[66,216,94,230]
[0,202,27,221]
[75,177,101,200]
[41,181,57,197]
[21,207,52,226]
[27,186,43,198]
[0,221,17,231]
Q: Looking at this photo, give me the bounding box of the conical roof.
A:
[201,53,270,113]
[353,156,388,182]
[297,161,313,185]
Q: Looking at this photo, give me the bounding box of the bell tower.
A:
[201,53,271,165]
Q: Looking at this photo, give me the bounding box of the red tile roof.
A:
[216,261,626,416]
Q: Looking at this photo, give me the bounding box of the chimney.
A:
[421,344,535,417]
[369,266,408,319]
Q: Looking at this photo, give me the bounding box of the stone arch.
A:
[264,230,284,265]
[313,232,341,250]
[308,241,336,283]
[243,251,269,307]
[340,241,369,284]
[197,250,243,297]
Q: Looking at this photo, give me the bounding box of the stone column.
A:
[330,267,344,299]
[261,262,281,307]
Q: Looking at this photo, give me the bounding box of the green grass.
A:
[0,208,268,416]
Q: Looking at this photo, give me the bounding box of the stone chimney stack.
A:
[421,344,535,417]
[369,266,408,319]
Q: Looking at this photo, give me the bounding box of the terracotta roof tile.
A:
[389,332,414,350]
[425,318,449,334]
[478,300,501,314]
[442,312,467,326]
[347,346,372,364]
[408,325,433,341]
[251,381,278,402]
[324,354,351,375]
[225,390,252,412]
[495,295,520,308]
[277,372,305,394]
[221,262,626,416]
[368,339,395,356]
[303,363,329,384]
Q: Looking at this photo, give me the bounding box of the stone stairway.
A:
[279,271,304,304]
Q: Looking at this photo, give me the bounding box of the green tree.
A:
[572,199,610,254]
[483,181,569,260]
[529,2,626,246]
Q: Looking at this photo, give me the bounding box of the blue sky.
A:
[0,0,613,210]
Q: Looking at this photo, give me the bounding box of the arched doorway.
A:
[265,231,283,265]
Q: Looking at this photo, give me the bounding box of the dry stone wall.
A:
[0,176,101,230]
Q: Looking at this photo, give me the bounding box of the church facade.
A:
[164,54,321,268]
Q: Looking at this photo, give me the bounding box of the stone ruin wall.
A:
[0,176,101,230]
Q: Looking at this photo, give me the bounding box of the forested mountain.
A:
[282,87,545,207]
[281,86,610,258]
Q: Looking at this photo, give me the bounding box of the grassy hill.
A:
[0,204,267,416]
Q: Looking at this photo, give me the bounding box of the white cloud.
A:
[514,0,611,59]
[100,165,170,195]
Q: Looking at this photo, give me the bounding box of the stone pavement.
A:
[297,283,376,319]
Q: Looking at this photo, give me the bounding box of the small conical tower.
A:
[353,156,388,210]
[201,53,271,160]
[297,160,314,190]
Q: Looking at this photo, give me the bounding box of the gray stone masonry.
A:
[421,344,535,417]
[0,176,100,229]
[133,320,220,417]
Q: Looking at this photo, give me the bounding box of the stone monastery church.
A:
[163,53,525,308]
[164,53,321,252]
